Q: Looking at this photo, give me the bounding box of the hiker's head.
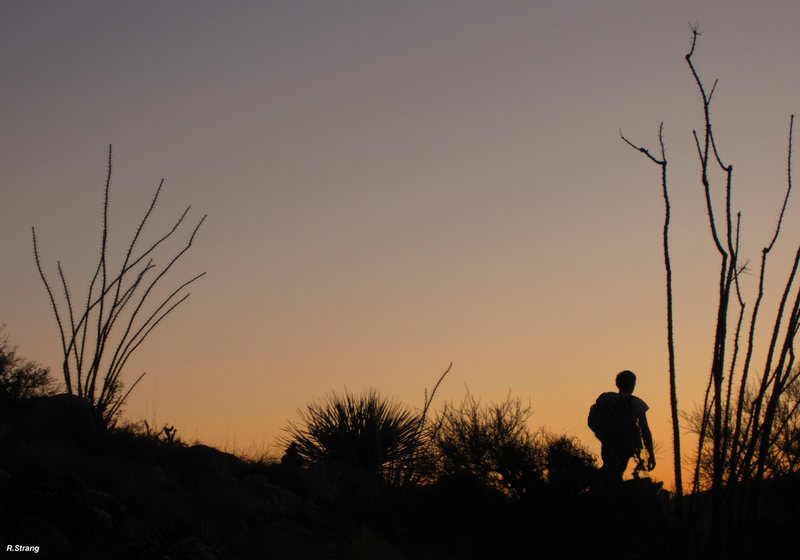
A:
[615,370,636,393]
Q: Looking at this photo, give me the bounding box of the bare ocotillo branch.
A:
[626,25,799,559]
[621,125,683,509]
[32,146,206,424]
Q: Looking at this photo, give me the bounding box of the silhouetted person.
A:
[588,370,655,481]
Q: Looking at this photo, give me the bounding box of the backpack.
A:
[587,392,642,455]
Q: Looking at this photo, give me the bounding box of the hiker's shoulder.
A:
[631,395,649,414]
[596,391,620,403]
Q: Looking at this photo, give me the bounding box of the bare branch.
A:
[620,123,682,501]
[620,129,665,165]
[32,227,72,394]
[32,147,206,422]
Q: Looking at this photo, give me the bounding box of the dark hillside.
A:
[2,395,797,559]
[0,394,670,559]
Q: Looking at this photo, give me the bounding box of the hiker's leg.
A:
[600,445,629,481]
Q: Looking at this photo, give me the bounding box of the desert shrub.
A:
[685,370,800,489]
[544,433,597,493]
[430,392,546,496]
[283,389,424,486]
[111,420,182,450]
[0,327,54,401]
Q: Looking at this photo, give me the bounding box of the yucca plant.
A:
[284,389,424,484]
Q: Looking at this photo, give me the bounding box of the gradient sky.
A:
[3,1,800,488]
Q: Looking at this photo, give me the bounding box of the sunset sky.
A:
[3,1,800,488]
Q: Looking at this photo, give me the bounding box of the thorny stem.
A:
[620,125,683,510]
[32,145,205,423]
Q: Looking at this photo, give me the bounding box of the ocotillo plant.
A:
[623,25,799,558]
[32,146,206,424]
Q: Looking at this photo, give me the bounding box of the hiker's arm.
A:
[638,412,656,470]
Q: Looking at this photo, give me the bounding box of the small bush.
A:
[0,327,54,401]
[544,433,596,493]
[430,392,546,496]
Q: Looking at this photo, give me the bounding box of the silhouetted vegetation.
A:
[283,389,425,487]
[32,147,206,425]
[623,24,800,558]
[0,326,55,401]
[430,391,547,495]
[685,369,800,489]
[544,433,597,492]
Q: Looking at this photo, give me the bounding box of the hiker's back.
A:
[588,392,641,454]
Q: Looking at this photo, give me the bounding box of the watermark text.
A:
[6,545,40,553]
